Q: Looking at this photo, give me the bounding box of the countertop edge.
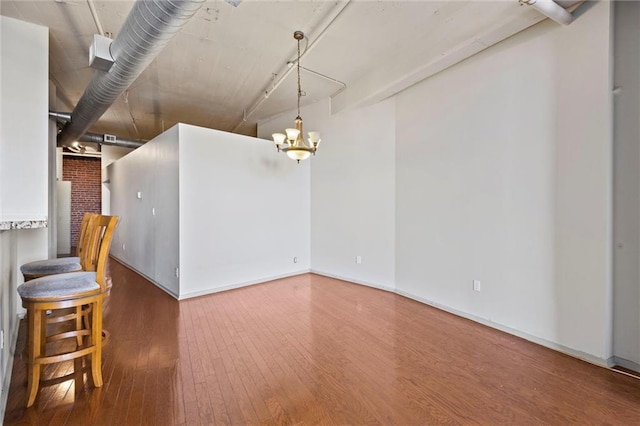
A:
[0,220,48,231]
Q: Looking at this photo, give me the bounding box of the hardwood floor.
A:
[4,259,640,425]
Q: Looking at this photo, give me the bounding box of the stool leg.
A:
[40,310,47,356]
[90,299,103,387]
[26,306,42,407]
[83,304,91,334]
[75,306,84,347]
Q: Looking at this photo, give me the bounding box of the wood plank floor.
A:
[4,259,640,425]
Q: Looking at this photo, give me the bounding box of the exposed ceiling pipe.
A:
[231,0,352,133]
[552,0,583,8]
[58,0,205,147]
[49,111,72,122]
[298,65,347,98]
[87,0,105,37]
[50,111,144,148]
[519,0,574,25]
[79,132,146,149]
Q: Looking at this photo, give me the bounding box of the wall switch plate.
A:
[293,257,298,263]
[137,191,142,199]
[356,256,362,264]
[122,243,126,251]
[473,280,481,292]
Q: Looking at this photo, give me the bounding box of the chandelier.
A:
[272,31,321,163]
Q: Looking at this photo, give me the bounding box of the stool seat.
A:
[20,213,98,282]
[20,257,82,277]
[18,272,98,301]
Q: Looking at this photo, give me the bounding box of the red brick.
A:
[62,156,102,248]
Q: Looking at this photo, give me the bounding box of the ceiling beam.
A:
[330,11,547,116]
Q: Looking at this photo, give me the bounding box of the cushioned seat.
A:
[20,257,82,277]
[17,271,98,300]
[20,213,98,281]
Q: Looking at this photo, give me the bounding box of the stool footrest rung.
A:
[46,305,92,324]
[32,345,96,365]
[47,329,91,343]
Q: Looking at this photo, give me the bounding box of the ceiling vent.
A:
[89,34,114,72]
[103,134,117,143]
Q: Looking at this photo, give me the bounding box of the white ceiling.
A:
[0,0,550,141]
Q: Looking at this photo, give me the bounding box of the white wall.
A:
[109,126,180,296]
[179,124,310,298]
[56,181,71,254]
[0,231,17,420]
[0,16,49,419]
[48,88,58,258]
[0,16,48,221]
[396,3,612,361]
[258,1,614,364]
[613,0,640,369]
[259,99,396,290]
[101,145,133,215]
[109,123,310,299]
[153,129,180,293]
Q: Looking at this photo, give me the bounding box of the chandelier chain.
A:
[297,36,301,117]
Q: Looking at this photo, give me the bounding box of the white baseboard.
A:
[110,256,179,299]
[611,356,640,373]
[105,262,616,369]
[1,315,21,422]
[310,269,396,293]
[393,288,610,368]
[178,269,311,300]
[111,256,311,301]
[310,270,610,368]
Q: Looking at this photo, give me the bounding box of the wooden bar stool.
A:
[17,215,119,407]
[20,212,99,281]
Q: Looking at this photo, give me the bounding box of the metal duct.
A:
[49,111,72,122]
[79,132,146,149]
[520,0,574,25]
[58,0,205,147]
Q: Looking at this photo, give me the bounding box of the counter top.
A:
[0,220,47,230]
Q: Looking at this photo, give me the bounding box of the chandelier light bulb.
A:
[285,128,300,143]
[286,149,311,163]
[272,133,286,148]
[308,132,321,147]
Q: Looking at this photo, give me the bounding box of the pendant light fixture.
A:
[272,31,321,163]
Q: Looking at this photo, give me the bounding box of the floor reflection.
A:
[4,265,640,424]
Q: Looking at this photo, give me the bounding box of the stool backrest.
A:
[85,215,119,289]
[78,213,100,269]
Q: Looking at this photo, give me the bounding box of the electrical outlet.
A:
[293,257,298,264]
[356,256,362,264]
[175,267,180,278]
[473,280,481,292]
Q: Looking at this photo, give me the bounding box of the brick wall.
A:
[62,156,102,249]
